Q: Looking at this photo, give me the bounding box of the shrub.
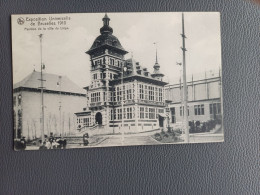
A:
[163,134,169,138]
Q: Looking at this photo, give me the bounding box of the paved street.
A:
[97,134,161,147]
[25,131,224,150]
[189,133,224,143]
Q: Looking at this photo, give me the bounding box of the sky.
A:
[12,12,221,88]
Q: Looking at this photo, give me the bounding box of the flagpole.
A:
[39,34,45,143]
[58,76,62,137]
[181,13,189,143]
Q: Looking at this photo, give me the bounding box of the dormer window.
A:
[95,40,101,46]
[112,40,117,46]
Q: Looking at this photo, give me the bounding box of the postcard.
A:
[12,12,223,150]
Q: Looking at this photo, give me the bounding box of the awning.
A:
[158,113,167,118]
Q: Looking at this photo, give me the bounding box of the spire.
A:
[100,13,113,35]
[151,42,164,79]
[102,13,110,26]
[153,42,160,71]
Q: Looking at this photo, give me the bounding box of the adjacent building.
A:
[165,70,222,126]
[13,71,86,139]
[75,14,168,134]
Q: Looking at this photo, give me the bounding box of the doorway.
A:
[159,115,164,127]
[95,112,102,125]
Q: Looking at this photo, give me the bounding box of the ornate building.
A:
[75,14,168,134]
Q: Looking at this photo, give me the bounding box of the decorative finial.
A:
[103,13,110,26]
[100,13,113,35]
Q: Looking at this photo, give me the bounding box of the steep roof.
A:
[13,71,85,95]
[110,58,168,86]
[86,14,128,55]
[124,58,164,80]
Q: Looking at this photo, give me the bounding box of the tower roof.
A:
[151,45,164,78]
[86,14,127,55]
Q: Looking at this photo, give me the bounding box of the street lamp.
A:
[121,62,128,145]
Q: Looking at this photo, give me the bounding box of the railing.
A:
[91,64,105,70]
[89,102,102,107]
[137,99,165,106]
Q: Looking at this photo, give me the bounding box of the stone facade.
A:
[75,14,168,135]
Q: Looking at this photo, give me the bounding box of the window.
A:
[194,104,204,115]
[109,109,118,120]
[148,86,155,101]
[158,109,164,113]
[159,88,163,102]
[122,86,125,101]
[144,85,148,100]
[155,87,158,101]
[145,107,149,119]
[116,87,122,102]
[114,109,117,120]
[117,108,122,120]
[83,117,91,127]
[140,107,144,119]
[126,85,132,100]
[139,84,144,99]
[110,110,113,120]
[149,108,155,119]
[180,106,189,116]
[171,108,175,123]
[210,103,221,115]
[127,107,132,119]
[93,73,97,80]
[91,92,100,102]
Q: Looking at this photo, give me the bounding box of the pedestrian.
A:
[39,141,47,150]
[46,140,51,149]
[52,139,58,149]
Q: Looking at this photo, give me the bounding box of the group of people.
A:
[39,136,67,150]
[14,137,27,150]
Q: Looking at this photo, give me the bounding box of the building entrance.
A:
[95,112,102,125]
[159,115,164,127]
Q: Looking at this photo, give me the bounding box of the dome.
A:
[89,34,125,51]
[86,14,127,54]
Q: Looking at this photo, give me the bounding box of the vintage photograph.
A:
[12,12,224,150]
